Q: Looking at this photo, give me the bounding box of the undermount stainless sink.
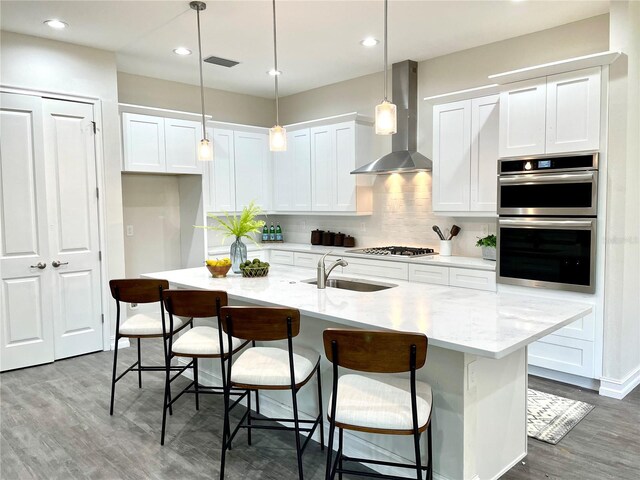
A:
[301,277,397,292]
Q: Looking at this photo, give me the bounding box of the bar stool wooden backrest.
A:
[323,329,428,373]
[109,279,169,336]
[162,289,229,354]
[219,306,301,388]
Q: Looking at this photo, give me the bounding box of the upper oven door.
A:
[498,170,598,216]
[497,217,596,293]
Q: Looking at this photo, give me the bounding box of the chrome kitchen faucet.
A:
[317,252,348,289]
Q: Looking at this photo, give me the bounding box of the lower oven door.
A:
[497,218,596,293]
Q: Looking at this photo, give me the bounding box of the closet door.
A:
[43,99,103,360]
[0,93,55,371]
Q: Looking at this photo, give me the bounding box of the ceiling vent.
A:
[204,55,240,68]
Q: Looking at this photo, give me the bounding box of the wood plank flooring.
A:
[1,342,638,479]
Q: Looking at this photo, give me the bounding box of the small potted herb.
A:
[476,234,497,261]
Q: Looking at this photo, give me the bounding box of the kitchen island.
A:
[143,265,592,480]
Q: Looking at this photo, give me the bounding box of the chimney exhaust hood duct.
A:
[351,60,432,175]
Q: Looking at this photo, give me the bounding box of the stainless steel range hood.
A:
[352,60,432,175]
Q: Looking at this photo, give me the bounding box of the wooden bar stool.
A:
[108,279,192,416]
[323,329,433,480]
[160,289,251,445]
[219,306,324,480]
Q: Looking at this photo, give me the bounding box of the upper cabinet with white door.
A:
[272,128,312,211]
[432,94,499,215]
[309,115,373,213]
[121,112,203,174]
[499,67,601,157]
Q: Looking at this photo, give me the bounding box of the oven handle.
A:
[499,218,595,228]
[499,172,595,185]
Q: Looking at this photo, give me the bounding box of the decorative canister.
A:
[333,232,345,246]
[322,231,335,246]
[482,246,497,261]
[310,229,324,245]
[439,240,453,256]
[343,235,356,248]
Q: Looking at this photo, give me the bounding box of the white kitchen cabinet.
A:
[498,78,547,157]
[269,250,295,266]
[122,112,203,174]
[234,130,271,211]
[408,264,450,286]
[432,100,471,212]
[165,118,203,174]
[342,257,409,281]
[470,95,499,212]
[206,128,236,212]
[545,67,601,154]
[432,95,498,215]
[293,252,323,269]
[449,267,496,291]
[309,117,373,213]
[499,67,601,158]
[528,335,594,378]
[272,128,311,211]
[122,113,166,173]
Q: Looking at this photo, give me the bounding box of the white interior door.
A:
[43,99,103,360]
[0,93,55,371]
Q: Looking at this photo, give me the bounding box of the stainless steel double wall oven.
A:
[497,153,599,293]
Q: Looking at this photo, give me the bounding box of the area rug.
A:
[527,388,595,445]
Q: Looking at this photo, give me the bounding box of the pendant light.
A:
[269,0,286,151]
[191,1,212,161]
[375,0,397,135]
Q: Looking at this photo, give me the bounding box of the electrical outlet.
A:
[126,225,134,236]
[360,222,366,232]
[481,224,489,237]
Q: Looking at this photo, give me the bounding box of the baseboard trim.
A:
[600,364,640,399]
[489,452,526,480]
[110,336,130,350]
[528,365,600,391]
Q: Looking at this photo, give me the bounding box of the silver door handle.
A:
[30,262,47,269]
[52,260,69,268]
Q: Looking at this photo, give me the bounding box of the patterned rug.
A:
[527,389,595,445]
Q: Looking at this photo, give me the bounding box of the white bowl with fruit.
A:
[205,258,232,278]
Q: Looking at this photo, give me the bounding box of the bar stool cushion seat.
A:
[119,313,183,336]
[230,346,319,387]
[172,326,243,356]
[330,374,432,431]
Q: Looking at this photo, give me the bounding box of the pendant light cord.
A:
[196,5,207,139]
[272,0,280,126]
[383,0,388,102]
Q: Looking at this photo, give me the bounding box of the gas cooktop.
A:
[350,246,437,257]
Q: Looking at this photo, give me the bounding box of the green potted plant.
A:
[197,201,265,274]
[476,234,497,261]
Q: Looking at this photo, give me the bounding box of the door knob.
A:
[30,262,47,269]
[52,260,69,268]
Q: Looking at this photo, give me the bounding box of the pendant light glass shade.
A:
[375,100,397,135]
[269,125,287,151]
[375,0,396,136]
[198,138,212,161]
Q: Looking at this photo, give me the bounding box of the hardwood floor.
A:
[1,343,638,480]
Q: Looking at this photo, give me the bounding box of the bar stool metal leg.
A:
[338,428,343,480]
[109,334,120,416]
[247,389,252,446]
[137,338,142,388]
[317,367,325,451]
[291,387,304,480]
[193,358,200,411]
[427,423,433,480]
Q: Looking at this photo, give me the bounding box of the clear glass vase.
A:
[230,237,247,274]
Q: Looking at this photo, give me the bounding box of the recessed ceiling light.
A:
[360,37,379,47]
[173,47,192,56]
[44,19,68,30]
[267,69,282,76]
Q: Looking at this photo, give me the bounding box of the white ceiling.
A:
[1,0,609,98]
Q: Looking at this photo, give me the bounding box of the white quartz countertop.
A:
[143,265,591,360]
[208,242,496,271]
